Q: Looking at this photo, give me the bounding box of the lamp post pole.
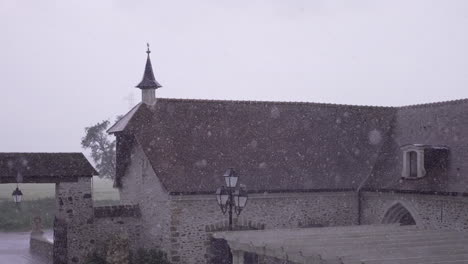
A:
[228,188,233,230]
[216,168,249,231]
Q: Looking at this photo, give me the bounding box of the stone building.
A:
[105,48,468,264]
[0,153,142,264]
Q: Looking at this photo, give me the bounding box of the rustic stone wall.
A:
[119,142,171,252]
[30,235,53,263]
[55,177,95,264]
[361,191,468,230]
[93,205,143,256]
[168,191,358,264]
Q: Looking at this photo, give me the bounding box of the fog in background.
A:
[1,0,468,153]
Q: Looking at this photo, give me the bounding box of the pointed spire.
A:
[136,43,162,89]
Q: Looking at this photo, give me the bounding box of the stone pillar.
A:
[55,177,95,264]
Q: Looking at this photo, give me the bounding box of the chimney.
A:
[136,43,162,105]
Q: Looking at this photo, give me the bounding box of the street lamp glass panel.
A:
[233,189,248,209]
[216,187,222,206]
[224,168,238,188]
[220,193,229,206]
[12,187,23,203]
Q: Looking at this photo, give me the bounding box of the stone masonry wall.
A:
[93,205,143,256]
[30,235,53,263]
[168,191,358,264]
[55,177,95,264]
[119,143,171,252]
[361,191,468,230]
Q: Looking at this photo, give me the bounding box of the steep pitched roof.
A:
[136,51,162,90]
[107,103,143,133]
[0,153,97,181]
[111,98,396,193]
[364,99,468,194]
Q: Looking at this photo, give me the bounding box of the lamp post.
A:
[216,168,248,230]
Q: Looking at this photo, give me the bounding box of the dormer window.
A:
[401,144,449,180]
[409,151,418,178]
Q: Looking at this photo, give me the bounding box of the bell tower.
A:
[136,43,162,105]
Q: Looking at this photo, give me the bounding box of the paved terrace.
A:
[0,231,52,264]
[214,224,468,264]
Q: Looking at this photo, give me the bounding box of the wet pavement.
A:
[0,231,52,264]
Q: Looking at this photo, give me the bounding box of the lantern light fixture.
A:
[12,185,23,204]
[223,168,239,188]
[216,168,248,230]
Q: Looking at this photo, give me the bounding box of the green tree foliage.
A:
[82,120,116,179]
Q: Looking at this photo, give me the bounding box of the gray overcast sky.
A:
[1,0,468,153]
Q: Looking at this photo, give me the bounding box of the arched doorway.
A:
[382,203,416,226]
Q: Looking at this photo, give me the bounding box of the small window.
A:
[401,144,448,180]
[409,151,418,178]
[401,145,426,179]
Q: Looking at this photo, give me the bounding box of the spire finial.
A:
[146,43,151,54]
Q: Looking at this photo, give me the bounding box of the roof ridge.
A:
[157,97,396,109]
[399,98,468,109]
[157,97,468,109]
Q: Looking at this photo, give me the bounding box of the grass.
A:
[0,177,120,231]
[0,198,55,231]
[0,197,121,231]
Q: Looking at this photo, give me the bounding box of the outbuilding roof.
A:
[0,153,97,183]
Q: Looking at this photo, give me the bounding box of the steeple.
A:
[136,43,161,105]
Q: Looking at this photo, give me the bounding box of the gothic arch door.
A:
[382,203,416,226]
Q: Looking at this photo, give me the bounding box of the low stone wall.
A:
[93,204,143,255]
[30,234,53,263]
[361,191,468,230]
[168,191,358,264]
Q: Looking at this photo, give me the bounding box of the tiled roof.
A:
[107,103,142,133]
[364,99,468,193]
[112,97,468,194]
[0,153,97,179]
[112,98,396,193]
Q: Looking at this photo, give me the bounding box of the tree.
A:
[81,120,116,179]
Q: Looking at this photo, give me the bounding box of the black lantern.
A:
[216,168,248,230]
[224,168,239,188]
[12,186,23,204]
[216,186,229,214]
[233,188,248,215]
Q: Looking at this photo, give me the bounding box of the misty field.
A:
[0,177,119,201]
[0,177,119,231]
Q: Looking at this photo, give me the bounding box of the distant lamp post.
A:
[12,185,23,204]
[216,168,248,230]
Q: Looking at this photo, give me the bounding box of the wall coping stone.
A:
[94,204,141,218]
